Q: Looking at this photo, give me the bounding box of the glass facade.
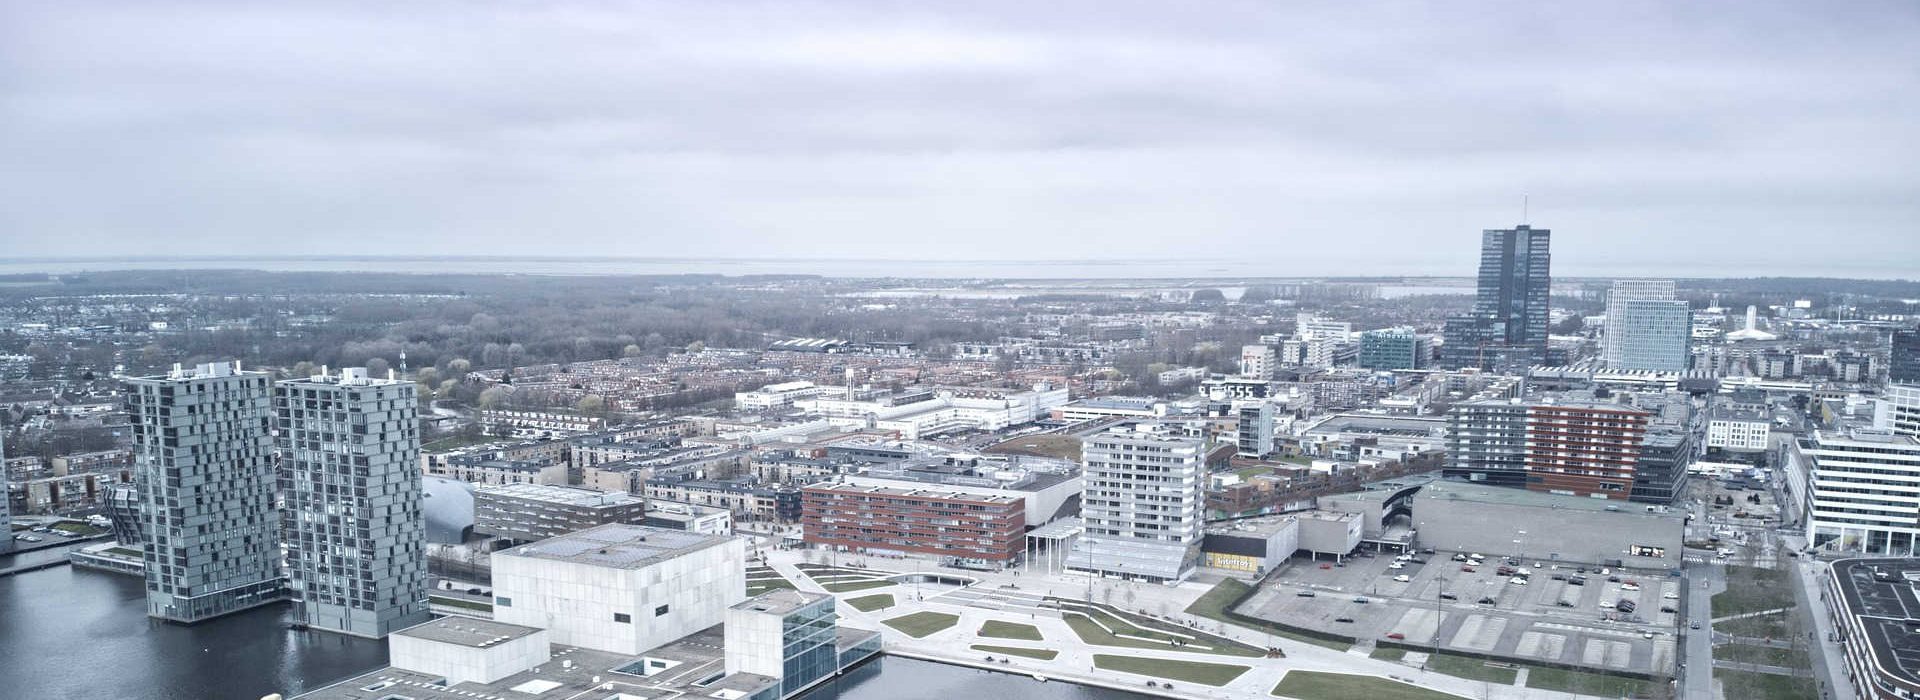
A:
[780,597,840,697]
[1442,226,1550,371]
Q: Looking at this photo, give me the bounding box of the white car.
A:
[1389,562,1406,570]
[1663,592,1679,600]
[1510,577,1529,586]
[1394,575,1412,583]
[1622,583,1641,592]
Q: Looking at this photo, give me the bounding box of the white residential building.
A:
[1066,422,1207,583]
[1240,345,1276,380]
[1706,405,1772,453]
[490,523,747,655]
[1295,313,1352,342]
[793,384,1067,440]
[734,381,829,411]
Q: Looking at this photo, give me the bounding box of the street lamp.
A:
[1422,573,1448,671]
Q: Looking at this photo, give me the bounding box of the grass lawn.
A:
[1092,654,1249,687]
[1524,667,1656,697]
[845,594,895,612]
[1712,565,1795,618]
[51,522,102,535]
[971,644,1058,661]
[882,611,959,638]
[1369,647,1408,662]
[1065,613,1235,655]
[824,580,897,593]
[1718,612,1791,640]
[978,620,1044,641]
[1714,668,1817,700]
[421,434,505,453]
[1271,671,1463,700]
[1426,654,1517,685]
[1185,579,1354,652]
[429,596,493,612]
[106,546,143,558]
[1716,642,1811,669]
[984,434,1082,462]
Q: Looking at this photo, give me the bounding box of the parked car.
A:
[1439,593,1457,601]
[1660,606,1677,614]
[1461,566,1477,573]
[1509,577,1529,586]
[1452,553,1469,562]
[1386,633,1405,640]
[1296,591,1317,598]
[1477,597,1497,605]
[1568,576,1587,586]
[1663,592,1679,600]
[1353,597,1369,604]
[1334,617,1354,623]
[1556,601,1575,607]
[1394,575,1412,583]
[1622,583,1641,592]
[1551,574,1567,581]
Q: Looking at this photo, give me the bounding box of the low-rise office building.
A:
[642,499,733,536]
[1201,516,1299,573]
[1707,404,1772,453]
[474,483,648,544]
[726,590,880,699]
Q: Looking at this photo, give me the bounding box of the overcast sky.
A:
[3,1,1917,277]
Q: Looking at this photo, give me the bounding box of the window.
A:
[614,612,631,623]
[494,596,512,607]
[655,604,670,616]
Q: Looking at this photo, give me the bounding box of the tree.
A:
[685,341,706,353]
[366,357,391,377]
[576,395,607,416]
[478,386,510,409]
[1189,289,1227,304]
[622,344,643,358]
[447,357,472,378]
[291,361,316,379]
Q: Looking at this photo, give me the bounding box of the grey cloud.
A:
[1,0,1916,276]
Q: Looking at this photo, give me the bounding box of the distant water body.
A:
[0,256,1901,280]
[0,562,1148,700]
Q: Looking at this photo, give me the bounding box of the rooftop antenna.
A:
[1522,195,1530,225]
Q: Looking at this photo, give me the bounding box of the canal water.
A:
[0,563,1149,700]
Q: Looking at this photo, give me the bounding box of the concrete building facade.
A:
[1603,280,1690,372]
[490,524,747,655]
[277,367,431,638]
[1805,427,1920,556]
[125,361,286,623]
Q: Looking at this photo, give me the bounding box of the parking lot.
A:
[1243,548,1681,675]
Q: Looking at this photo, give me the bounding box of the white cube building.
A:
[490,523,747,655]
[388,617,551,686]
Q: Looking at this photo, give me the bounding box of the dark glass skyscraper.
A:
[1441,225,1552,372]
[1892,328,1920,384]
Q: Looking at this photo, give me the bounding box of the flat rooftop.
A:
[1420,481,1685,519]
[477,482,642,508]
[1831,558,1920,690]
[393,618,542,649]
[1207,515,1297,537]
[804,480,1022,504]
[297,626,778,700]
[498,523,732,569]
[732,588,827,616]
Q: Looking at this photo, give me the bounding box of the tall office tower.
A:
[1804,426,1920,555]
[1603,280,1691,372]
[1,431,12,555]
[1441,225,1552,372]
[278,367,430,638]
[125,361,284,623]
[1893,329,1920,384]
[1358,327,1427,370]
[1066,422,1206,583]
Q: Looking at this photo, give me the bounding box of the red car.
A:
[1386,633,1406,640]
[1320,563,1332,570]
[1461,566,1476,573]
